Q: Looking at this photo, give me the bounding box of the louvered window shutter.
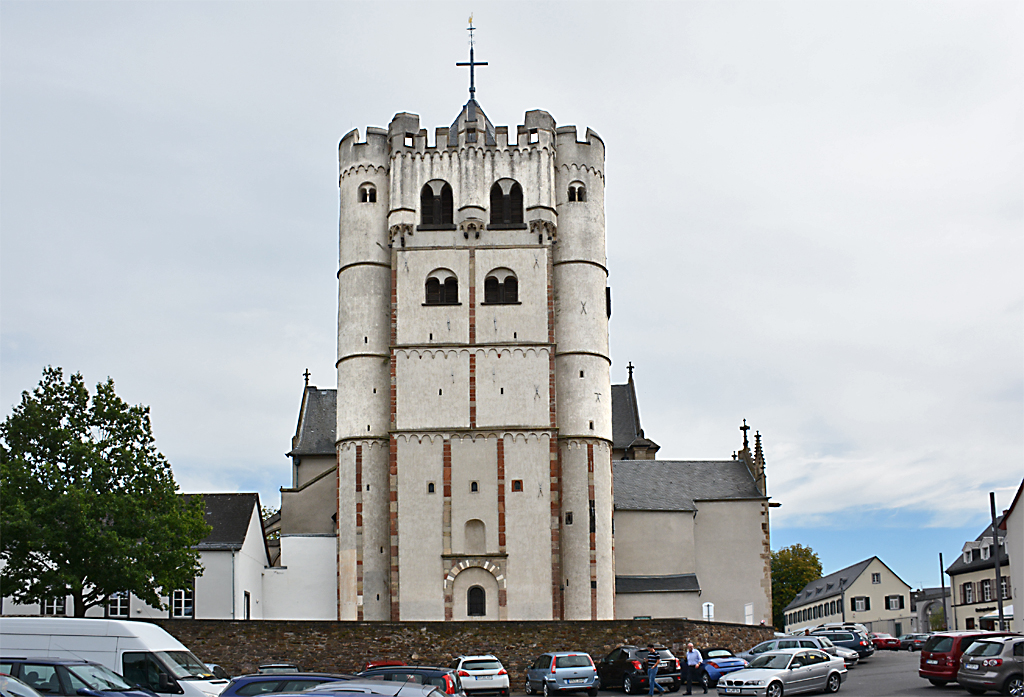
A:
[865,597,871,611]
[851,597,856,612]
[899,595,905,609]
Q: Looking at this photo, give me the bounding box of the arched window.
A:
[483,268,518,304]
[420,181,454,228]
[467,586,486,616]
[568,182,587,202]
[425,269,459,305]
[359,184,377,203]
[489,180,524,228]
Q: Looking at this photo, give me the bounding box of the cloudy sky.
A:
[2,1,1021,592]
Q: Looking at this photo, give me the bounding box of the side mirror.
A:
[158,675,171,691]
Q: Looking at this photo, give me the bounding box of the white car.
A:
[449,656,509,696]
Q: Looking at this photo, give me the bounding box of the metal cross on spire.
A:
[456,14,488,101]
[740,418,750,448]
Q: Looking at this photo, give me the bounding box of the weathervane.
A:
[456,14,488,100]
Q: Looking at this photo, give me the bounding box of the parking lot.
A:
[515,650,989,697]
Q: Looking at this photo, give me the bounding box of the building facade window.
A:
[171,588,194,618]
[488,181,524,228]
[852,596,869,612]
[568,182,587,202]
[964,549,973,563]
[871,572,881,584]
[981,579,993,602]
[107,592,129,618]
[966,617,976,629]
[483,269,518,304]
[886,594,905,610]
[359,184,377,203]
[420,181,454,228]
[1001,576,1011,599]
[963,582,974,605]
[425,270,459,305]
[467,586,486,616]
[42,597,66,616]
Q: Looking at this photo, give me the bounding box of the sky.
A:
[2,1,1021,594]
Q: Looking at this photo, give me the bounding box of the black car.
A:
[357,666,465,696]
[810,630,876,659]
[596,646,681,694]
[0,658,155,697]
[220,673,353,697]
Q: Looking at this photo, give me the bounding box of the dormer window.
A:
[483,268,518,304]
[420,181,454,229]
[425,269,459,305]
[359,184,377,203]
[964,549,973,563]
[568,182,587,202]
[981,546,990,560]
[489,180,524,229]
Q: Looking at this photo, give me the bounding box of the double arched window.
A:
[489,180,524,228]
[425,269,459,305]
[359,184,377,203]
[420,181,454,228]
[483,268,518,304]
[467,586,486,616]
[568,182,587,202]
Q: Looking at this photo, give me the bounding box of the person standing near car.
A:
[645,645,665,696]
[684,643,704,695]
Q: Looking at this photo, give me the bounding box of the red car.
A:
[870,633,901,650]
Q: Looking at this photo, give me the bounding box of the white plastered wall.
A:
[502,434,554,619]
[263,536,338,620]
[396,436,445,620]
[694,500,770,625]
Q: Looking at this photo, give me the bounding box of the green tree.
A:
[770,543,823,630]
[1,367,211,617]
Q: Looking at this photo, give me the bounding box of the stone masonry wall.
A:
[152,619,773,678]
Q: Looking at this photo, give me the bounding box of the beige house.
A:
[783,557,915,636]
[1000,480,1023,631]
[946,513,1014,631]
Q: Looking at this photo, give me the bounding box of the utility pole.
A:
[939,552,949,630]
[990,492,1006,631]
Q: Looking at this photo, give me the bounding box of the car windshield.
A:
[748,654,791,670]
[818,638,834,648]
[554,657,591,669]
[923,636,953,653]
[462,661,501,672]
[157,651,215,680]
[964,641,1004,657]
[67,665,132,691]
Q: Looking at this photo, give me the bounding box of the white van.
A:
[0,618,228,697]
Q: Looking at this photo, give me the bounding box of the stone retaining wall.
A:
[153,620,773,678]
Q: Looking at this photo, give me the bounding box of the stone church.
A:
[268,41,776,624]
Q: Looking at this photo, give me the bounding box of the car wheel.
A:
[765,681,783,697]
[928,679,948,687]
[700,673,710,691]
[525,679,534,696]
[1003,674,1023,697]
[542,682,551,697]
[588,685,599,697]
[623,676,634,694]
[668,681,680,694]
[824,673,841,694]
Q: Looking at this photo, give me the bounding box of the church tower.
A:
[335,27,613,621]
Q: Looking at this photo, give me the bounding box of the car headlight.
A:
[744,680,765,686]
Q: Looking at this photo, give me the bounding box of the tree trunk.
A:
[72,588,87,617]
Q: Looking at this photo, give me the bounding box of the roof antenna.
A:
[456,14,488,101]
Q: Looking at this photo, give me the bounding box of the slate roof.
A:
[182,493,261,552]
[782,557,886,612]
[945,517,1010,576]
[613,460,764,511]
[288,387,337,457]
[611,383,640,450]
[616,574,700,594]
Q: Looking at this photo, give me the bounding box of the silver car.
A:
[715,649,846,697]
[525,652,598,696]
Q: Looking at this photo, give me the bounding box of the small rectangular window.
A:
[470,481,478,493]
[427,482,435,494]
[579,370,584,378]
[511,480,523,492]
[108,592,130,618]
[871,572,881,584]
[42,597,66,616]
[404,134,414,147]
[565,512,573,525]
[529,129,539,144]
[171,588,194,618]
